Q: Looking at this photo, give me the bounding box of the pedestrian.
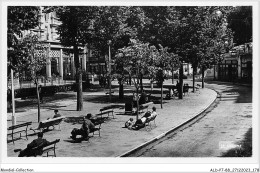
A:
[16,132,50,157]
[53,109,62,118]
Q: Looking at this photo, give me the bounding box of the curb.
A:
[118,89,218,157]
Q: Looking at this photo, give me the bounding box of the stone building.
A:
[217,42,252,83]
[22,7,109,81]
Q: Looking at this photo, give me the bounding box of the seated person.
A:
[131,107,157,130]
[53,109,62,118]
[70,114,95,140]
[17,132,50,157]
[125,118,134,129]
[85,113,95,133]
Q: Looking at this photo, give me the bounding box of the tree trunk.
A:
[119,81,124,99]
[140,74,143,92]
[172,69,174,84]
[36,82,41,123]
[136,88,139,121]
[202,66,205,88]
[192,71,195,93]
[74,45,83,111]
[179,62,183,99]
[161,82,163,109]
[150,80,153,91]
[192,65,196,93]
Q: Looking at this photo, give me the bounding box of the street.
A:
[130,82,252,157]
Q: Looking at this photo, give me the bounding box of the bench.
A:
[30,116,65,132]
[96,107,114,119]
[145,115,157,131]
[26,139,60,157]
[105,91,114,95]
[64,116,104,137]
[41,139,60,157]
[89,118,105,137]
[7,122,32,144]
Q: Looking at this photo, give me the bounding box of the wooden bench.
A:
[89,118,105,137]
[64,116,104,137]
[96,107,114,119]
[196,84,201,90]
[30,116,65,132]
[7,122,32,144]
[41,139,60,157]
[145,115,157,131]
[105,91,114,95]
[26,139,60,157]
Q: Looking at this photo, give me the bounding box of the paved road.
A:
[131,82,252,157]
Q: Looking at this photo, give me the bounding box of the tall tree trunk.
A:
[150,80,153,91]
[192,65,197,93]
[119,79,124,99]
[140,73,143,92]
[202,66,205,88]
[74,45,83,111]
[136,86,139,121]
[179,62,183,99]
[161,82,163,109]
[36,82,41,123]
[172,68,174,84]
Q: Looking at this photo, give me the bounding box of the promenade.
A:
[6,80,217,157]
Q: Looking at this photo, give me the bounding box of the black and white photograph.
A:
[0,0,259,172]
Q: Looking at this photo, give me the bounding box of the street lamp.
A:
[136,59,141,120]
[8,62,16,125]
[108,40,112,101]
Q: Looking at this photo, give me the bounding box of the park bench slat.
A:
[7,121,32,144]
[145,115,157,131]
[30,117,65,132]
[32,139,60,157]
[98,107,114,119]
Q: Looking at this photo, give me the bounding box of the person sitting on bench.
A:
[53,109,62,118]
[131,107,157,130]
[125,118,134,129]
[70,114,95,140]
[17,132,50,157]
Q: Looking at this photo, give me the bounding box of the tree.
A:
[153,45,175,108]
[17,33,48,122]
[45,6,99,111]
[8,6,40,72]
[115,39,155,120]
[227,6,252,45]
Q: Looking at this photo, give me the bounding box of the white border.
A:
[1,0,259,172]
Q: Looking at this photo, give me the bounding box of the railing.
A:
[8,78,75,90]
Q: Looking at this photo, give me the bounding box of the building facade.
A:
[217,42,252,83]
[23,7,109,81]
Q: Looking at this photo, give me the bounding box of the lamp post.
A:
[108,40,112,101]
[136,60,141,120]
[8,62,16,125]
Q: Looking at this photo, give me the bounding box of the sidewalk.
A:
[7,81,217,157]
